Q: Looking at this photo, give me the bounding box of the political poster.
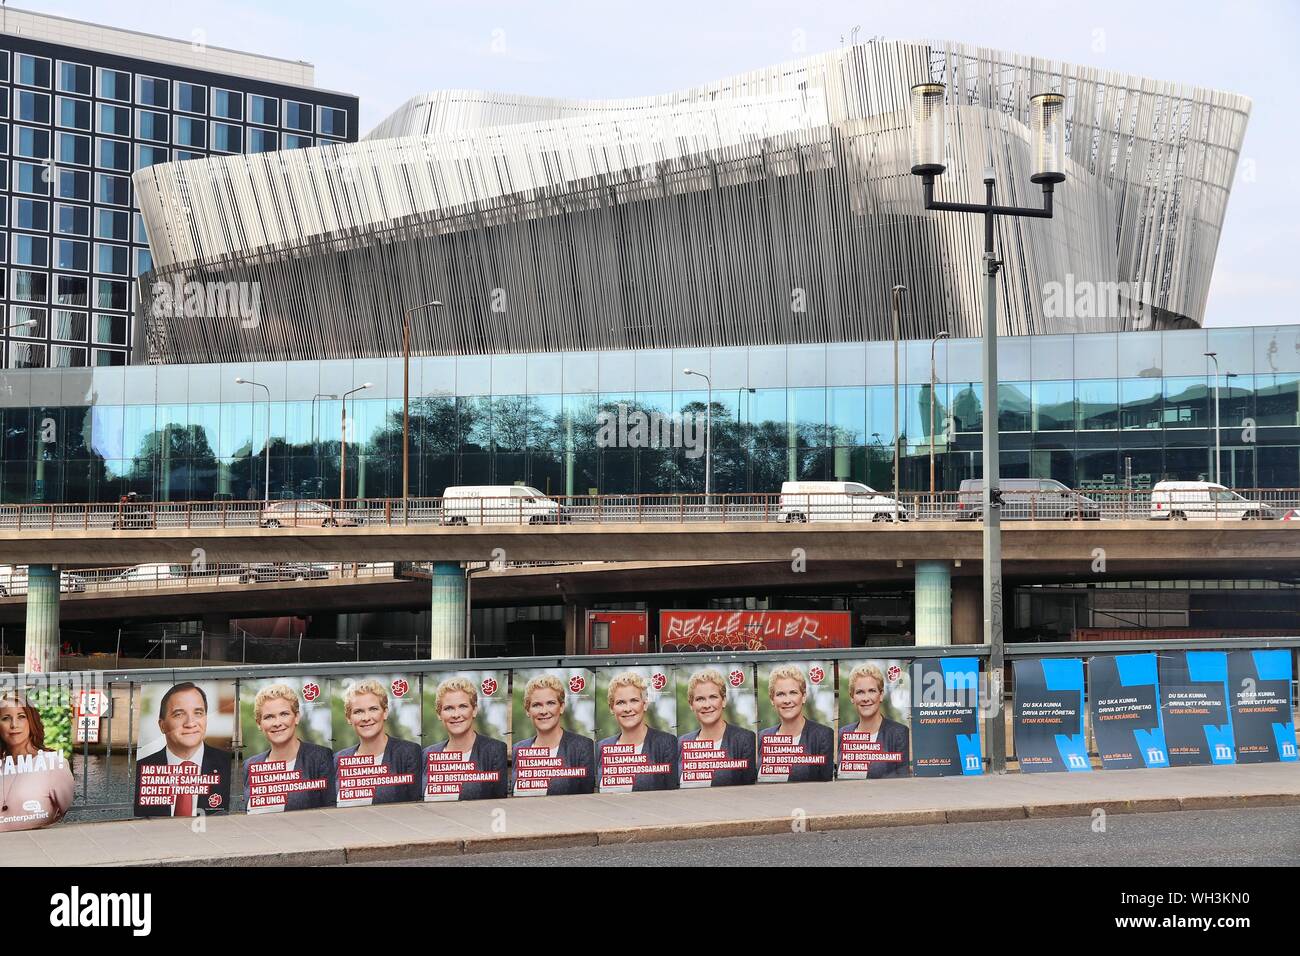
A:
[1012,658,1090,773]
[511,667,596,797]
[1088,654,1169,769]
[1227,650,1298,764]
[239,676,334,813]
[1157,652,1235,767]
[674,664,757,788]
[0,684,75,832]
[595,666,677,793]
[134,680,235,817]
[836,659,911,779]
[910,658,983,776]
[756,661,835,783]
[420,670,510,801]
[330,673,422,806]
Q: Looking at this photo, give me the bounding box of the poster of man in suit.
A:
[134,680,234,818]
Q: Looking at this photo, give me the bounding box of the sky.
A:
[18,0,1300,328]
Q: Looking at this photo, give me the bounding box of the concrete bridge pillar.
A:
[563,602,589,656]
[429,562,466,659]
[202,614,233,662]
[24,564,59,673]
[914,560,952,646]
[952,576,983,645]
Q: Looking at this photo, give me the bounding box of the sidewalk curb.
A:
[125,791,1300,867]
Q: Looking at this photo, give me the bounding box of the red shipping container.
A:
[659,609,851,652]
[586,610,648,654]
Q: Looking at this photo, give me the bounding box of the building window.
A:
[10,305,45,336]
[134,213,149,244]
[96,209,130,241]
[0,124,8,153]
[97,104,131,137]
[136,144,169,169]
[16,54,52,89]
[8,342,46,369]
[55,239,89,272]
[212,88,243,120]
[136,109,169,143]
[56,204,91,236]
[96,138,131,172]
[249,93,278,126]
[283,133,313,150]
[14,161,52,196]
[175,81,207,115]
[52,309,88,341]
[14,125,51,160]
[318,106,347,138]
[95,243,130,276]
[96,278,128,310]
[14,234,50,267]
[248,128,278,153]
[57,168,90,201]
[56,274,89,307]
[137,76,170,108]
[211,121,242,153]
[13,197,49,231]
[174,149,206,162]
[15,90,51,124]
[97,68,130,102]
[13,269,49,302]
[57,131,91,166]
[94,313,127,344]
[50,345,87,368]
[135,248,153,276]
[283,100,313,131]
[174,116,206,148]
[57,62,92,96]
[94,348,126,366]
[57,97,92,131]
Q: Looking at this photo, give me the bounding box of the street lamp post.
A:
[909,83,1066,773]
[1204,351,1222,485]
[402,300,444,520]
[234,377,272,504]
[683,368,712,498]
[340,382,373,504]
[930,330,950,509]
[891,285,905,521]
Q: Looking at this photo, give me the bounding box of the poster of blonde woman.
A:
[756,661,835,783]
[330,674,422,806]
[836,660,911,779]
[419,671,510,801]
[0,686,75,832]
[239,676,334,813]
[594,666,677,793]
[510,668,595,797]
[674,665,757,788]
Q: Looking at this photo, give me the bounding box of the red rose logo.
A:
[208,794,222,809]
[728,669,745,687]
[302,682,320,702]
[809,666,825,685]
[568,675,586,694]
[887,664,902,683]
[481,677,498,697]
[651,672,667,691]
[391,678,409,698]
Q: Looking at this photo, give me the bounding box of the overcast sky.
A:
[22,0,1300,328]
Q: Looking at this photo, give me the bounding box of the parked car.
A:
[238,562,331,583]
[259,500,363,528]
[777,481,910,522]
[956,478,1101,521]
[1149,481,1274,520]
[0,565,85,596]
[441,486,566,525]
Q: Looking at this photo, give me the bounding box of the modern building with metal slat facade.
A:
[130,40,1250,366]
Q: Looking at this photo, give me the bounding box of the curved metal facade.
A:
[132,40,1250,365]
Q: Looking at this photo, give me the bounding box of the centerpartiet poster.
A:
[134,680,235,817]
[674,664,757,787]
[419,670,510,801]
[1088,654,1169,769]
[511,667,596,796]
[910,658,983,776]
[1157,651,1235,767]
[595,666,677,792]
[239,676,334,813]
[836,659,911,779]
[1012,658,1089,773]
[0,684,75,832]
[756,660,835,783]
[330,674,422,806]
[1227,650,1298,764]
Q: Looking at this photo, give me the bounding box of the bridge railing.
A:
[0,561,397,597]
[1,488,1298,530]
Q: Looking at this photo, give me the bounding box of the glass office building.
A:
[0,10,359,369]
[2,325,1297,504]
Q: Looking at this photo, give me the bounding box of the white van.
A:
[777,481,910,523]
[109,563,187,587]
[1149,481,1273,521]
[440,486,565,525]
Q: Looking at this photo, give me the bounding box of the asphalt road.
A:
[358,806,1300,867]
